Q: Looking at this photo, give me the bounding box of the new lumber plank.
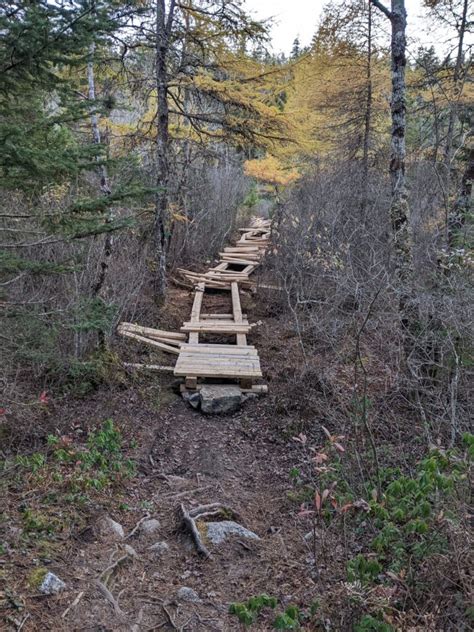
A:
[181,322,251,334]
[231,281,247,346]
[179,345,257,356]
[119,323,186,341]
[119,330,180,355]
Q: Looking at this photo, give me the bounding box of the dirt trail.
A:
[61,397,313,631]
[48,281,317,631]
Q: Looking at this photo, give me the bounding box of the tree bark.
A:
[88,43,113,349]
[362,0,373,212]
[448,142,473,251]
[443,0,469,170]
[371,0,411,273]
[153,0,175,300]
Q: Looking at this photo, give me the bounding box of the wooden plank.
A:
[231,281,247,345]
[188,318,249,325]
[123,363,175,372]
[213,262,229,270]
[224,246,259,252]
[200,313,234,320]
[180,343,256,350]
[119,323,186,340]
[178,356,261,367]
[176,370,261,379]
[176,367,261,377]
[181,273,229,287]
[241,265,256,275]
[206,268,250,277]
[175,365,261,378]
[219,257,259,265]
[179,347,258,357]
[219,252,260,260]
[181,322,251,334]
[187,281,205,345]
[119,330,180,355]
[231,282,243,320]
[185,377,198,390]
[180,384,268,395]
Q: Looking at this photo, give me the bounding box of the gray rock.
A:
[140,518,161,535]
[182,390,201,410]
[39,572,66,595]
[124,544,138,558]
[241,392,258,404]
[177,586,201,603]
[148,541,169,557]
[100,516,125,539]
[206,520,260,545]
[200,385,243,415]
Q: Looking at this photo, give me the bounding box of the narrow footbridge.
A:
[118,218,271,394]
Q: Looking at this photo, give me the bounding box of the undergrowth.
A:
[287,428,473,629]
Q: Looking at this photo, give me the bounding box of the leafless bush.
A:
[269,160,473,446]
[168,153,252,267]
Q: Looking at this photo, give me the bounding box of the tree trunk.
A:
[153,0,172,300]
[88,43,113,349]
[448,143,473,251]
[443,0,469,170]
[389,0,410,272]
[362,0,373,213]
[371,0,411,273]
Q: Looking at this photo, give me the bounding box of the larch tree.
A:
[132,0,288,299]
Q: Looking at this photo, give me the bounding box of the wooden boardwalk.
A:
[118,218,270,393]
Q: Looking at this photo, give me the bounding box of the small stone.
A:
[39,572,66,595]
[124,544,138,558]
[100,517,125,539]
[182,391,201,410]
[206,520,260,545]
[200,385,243,415]
[148,541,169,557]
[140,518,160,535]
[241,392,258,404]
[177,586,201,603]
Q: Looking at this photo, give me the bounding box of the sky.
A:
[243,0,451,56]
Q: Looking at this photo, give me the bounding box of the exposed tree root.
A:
[179,502,240,558]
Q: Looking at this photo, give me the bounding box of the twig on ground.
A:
[162,604,180,630]
[94,579,126,619]
[61,590,85,618]
[164,485,211,500]
[100,551,134,586]
[125,513,151,539]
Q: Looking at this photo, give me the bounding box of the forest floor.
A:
[3,268,470,631]
[2,284,334,631]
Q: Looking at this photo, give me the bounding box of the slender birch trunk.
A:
[362,0,373,213]
[371,0,411,274]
